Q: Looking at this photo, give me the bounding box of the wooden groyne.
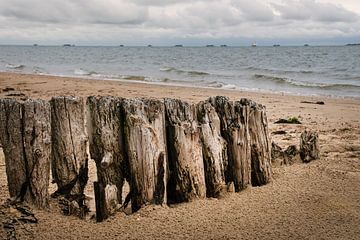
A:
[0,96,272,222]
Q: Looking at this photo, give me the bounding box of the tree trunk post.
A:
[87,96,126,220]
[123,98,167,212]
[22,99,52,208]
[197,101,227,197]
[165,99,206,203]
[0,98,51,208]
[50,96,88,199]
[247,99,272,186]
[0,99,27,199]
[208,97,251,192]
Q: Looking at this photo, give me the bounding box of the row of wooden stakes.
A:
[0,96,272,222]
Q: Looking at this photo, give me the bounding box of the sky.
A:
[0,0,359,46]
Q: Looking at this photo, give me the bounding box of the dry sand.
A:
[0,72,359,239]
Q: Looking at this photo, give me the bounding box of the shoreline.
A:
[1,71,359,100]
[1,71,359,101]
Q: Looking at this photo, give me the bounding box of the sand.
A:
[0,72,359,239]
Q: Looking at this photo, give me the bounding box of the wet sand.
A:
[0,72,359,239]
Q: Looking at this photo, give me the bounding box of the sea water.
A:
[0,45,359,98]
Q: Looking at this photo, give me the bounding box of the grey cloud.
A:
[234,0,275,21]
[0,0,148,25]
[273,0,358,22]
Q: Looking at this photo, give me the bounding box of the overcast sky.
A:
[0,0,359,46]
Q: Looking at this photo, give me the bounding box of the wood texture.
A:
[247,100,272,186]
[300,130,320,163]
[165,99,206,203]
[208,97,251,192]
[0,99,51,208]
[50,96,88,197]
[0,99,26,199]
[197,101,227,197]
[87,96,126,219]
[123,98,167,212]
[22,99,51,208]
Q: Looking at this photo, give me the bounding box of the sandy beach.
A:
[1,72,360,239]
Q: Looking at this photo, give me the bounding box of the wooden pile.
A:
[0,96,272,222]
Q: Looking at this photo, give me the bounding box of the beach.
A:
[1,72,360,239]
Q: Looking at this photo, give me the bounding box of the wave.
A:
[160,67,209,76]
[253,74,360,90]
[6,63,25,69]
[74,68,98,76]
[207,81,237,89]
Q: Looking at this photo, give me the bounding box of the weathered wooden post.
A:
[87,96,126,221]
[165,99,206,203]
[123,98,167,212]
[0,98,51,208]
[0,99,26,199]
[197,101,227,197]
[50,96,88,199]
[247,99,272,186]
[22,99,52,208]
[300,130,320,163]
[209,96,252,192]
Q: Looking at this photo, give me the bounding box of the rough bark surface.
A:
[50,96,88,197]
[247,100,272,186]
[0,99,26,199]
[123,98,167,212]
[197,101,227,197]
[165,99,206,203]
[208,97,251,192]
[87,96,125,219]
[22,99,51,208]
[300,130,320,163]
[0,99,51,208]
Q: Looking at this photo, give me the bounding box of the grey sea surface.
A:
[0,45,359,98]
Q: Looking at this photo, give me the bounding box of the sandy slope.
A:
[0,72,359,239]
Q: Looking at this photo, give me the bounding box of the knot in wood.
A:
[34,148,42,158]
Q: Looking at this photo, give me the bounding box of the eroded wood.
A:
[300,130,320,163]
[208,96,251,192]
[50,96,88,197]
[247,100,272,186]
[197,101,227,197]
[123,98,167,212]
[87,96,125,219]
[165,99,206,203]
[0,99,51,208]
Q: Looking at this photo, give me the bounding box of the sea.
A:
[0,45,359,98]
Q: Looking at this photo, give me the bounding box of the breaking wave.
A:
[253,74,360,90]
[6,63,25,69]
[160,67,210,76]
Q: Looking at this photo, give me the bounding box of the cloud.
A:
[0,0,359,45]
[0,0,148,24]
[272,0,358,22]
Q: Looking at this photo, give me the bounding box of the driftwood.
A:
[300,130,320,163]
[123,98,167,212]
[247,100,272,186]
[197,101,227,197]
[0,99,51,208]
[271,142,300,166]
[209,97,251,191]
[87,96,126,221]
[50,96,88,198]
[165,99,206,203]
